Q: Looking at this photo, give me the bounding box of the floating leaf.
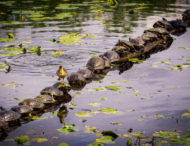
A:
[179,47,189,50]
[55,4,78,10]
[123,134,131,138]
[26,116,48,120]
[32,138,48,143]
[23,40,32,43]
[181,113,190,117]
[2,81,15,87]
[100,97,107,101]
[154,114,164,118]
[105,85,120,91]
[151,64,158,68]
[96,136,114,144]
[35,46,41,56]
[0,64,6,69]
[55,12,73,19]
[131,69,137,71]
[85,126,98,133]
[57,123,78,133]
[58,143,69,146]
[111,122,122,125]
[14,135,30,145]
[89,102,101,107]
[162,61,170,65]
[137,118,144,121]
[75,112,91,117]
[51,51,64,56]
[88,88,106,91]
[127,139,132,146]
[92,107,123,115]
[91,9,104,14]
[129,58,144,63]
[153,131,179,139]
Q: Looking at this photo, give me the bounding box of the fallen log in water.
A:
[0,9,190,140]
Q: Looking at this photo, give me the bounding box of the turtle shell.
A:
[113,45,131,57]
[141,32,158,42]
[115,40,135,49]
[144,27,169,36]
[34,95,55,104]
[153,20,174,31]
[100,56,111,68]
[19,98,44,110]
[86,56,105,71]
[129,37,145,52]
[67,72,86,89]
[41,86,64,97]
[11,105,32,115]
[77,69,94,79]
[103,51,120,62]
[53,82,71,93]
[0,110,21,122]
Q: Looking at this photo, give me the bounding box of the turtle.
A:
[141,32,158,43]
[182,9,190,25]
[0,110,21,126]
[11,105,32,116]
[144,27,169,37]
[67,72,86,90]
[77,69,94,80]
[86,56,105,72]
[19,98,44,110]
[41,86,64,97]
[153,19,174,32]
[34,94,56,104]
[129,37,145,52]
[53,82,71,93]
[113,40,135,57]
[99,55,111,68]
[161,18,186,35]
[56,66,68,82]
[103,51,120,62]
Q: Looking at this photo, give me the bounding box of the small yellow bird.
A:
[56,66,68,81]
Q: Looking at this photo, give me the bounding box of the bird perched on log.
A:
[56,66,68,82]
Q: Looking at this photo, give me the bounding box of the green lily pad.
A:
[92,107,123,115]
[182,113,190,117]
[153,131,179,139]
[58,143,69,146]
[14,135,30,145]
[32,138,48,143]
[57,123,78,134]
[129,58,144,63]
[85,126,98,133]
[56,4,78,10]
[0,64,6,69]
[105,85,120,91]
[96,136,114,144]
[54,12,74,19]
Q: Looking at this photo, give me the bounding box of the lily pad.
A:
[57,123,78,133]
[14,135,30,145]
[85,126,98,133]
[89,102,101,107]
[75,112,91,117]
[32,138,48,143]
[153,131,179,139]
[96,136,114,144]
[58,143,69,146]
[181,113,190,117]
[129,58,144,63]
[105,85,120,91]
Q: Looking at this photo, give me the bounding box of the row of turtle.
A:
[0,82,72,139]
[67,9,190,89]
[1,9,190,140]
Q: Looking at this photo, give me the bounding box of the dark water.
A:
[0,0,190,145]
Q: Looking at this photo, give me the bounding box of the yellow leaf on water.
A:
[151,65,158,68]
[137,118,144,121]
[23,40,32,43]
[2,81,15,87]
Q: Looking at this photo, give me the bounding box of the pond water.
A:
[0,0,190,145]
